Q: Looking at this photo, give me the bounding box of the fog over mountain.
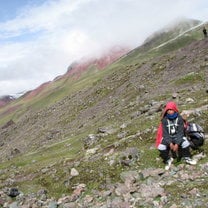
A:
[0,0,207,96]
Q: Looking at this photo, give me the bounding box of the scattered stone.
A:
[185,97,195,103]
[172,92,178,99]
[70,168,79,177]
[7,188,20,197]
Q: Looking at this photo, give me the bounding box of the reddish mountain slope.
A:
[23,81,51,100]
[65,46,130,78]
[23,46,130,99]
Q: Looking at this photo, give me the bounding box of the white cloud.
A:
[0,0,207,96]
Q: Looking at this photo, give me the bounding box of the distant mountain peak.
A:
[0,95,15,108]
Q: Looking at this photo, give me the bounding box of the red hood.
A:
[161,101,179,118]
[164,101,179,113]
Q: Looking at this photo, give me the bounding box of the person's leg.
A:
[159,149,170,163]
[158,143,170,162]
[177,146,182,162]
[158,143,173,170]
[180,137,197,165]
[170,149,177,159]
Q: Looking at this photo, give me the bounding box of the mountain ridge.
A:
[0,46,130,107]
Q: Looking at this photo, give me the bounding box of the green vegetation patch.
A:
[173,72,205,85]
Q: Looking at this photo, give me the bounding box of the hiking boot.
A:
[165,157,174,170]
[184,157,197,165]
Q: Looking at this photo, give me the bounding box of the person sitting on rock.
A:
[156,101,196,170]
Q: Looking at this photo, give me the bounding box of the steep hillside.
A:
[0,19,207,207]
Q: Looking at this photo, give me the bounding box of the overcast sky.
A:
[0,0,207,96]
